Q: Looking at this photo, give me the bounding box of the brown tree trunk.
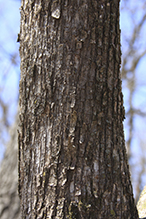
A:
[18,0,139,218]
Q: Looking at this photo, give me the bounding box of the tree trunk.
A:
[137,185,146,218]
[18,0,139,218]
[0,115,20,219]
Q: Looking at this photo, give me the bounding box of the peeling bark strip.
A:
[18,0,139,218]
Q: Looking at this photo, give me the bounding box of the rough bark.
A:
[18,0,139,218]
[0,115,20,219]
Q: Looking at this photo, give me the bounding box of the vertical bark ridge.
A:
[18,0,139,218]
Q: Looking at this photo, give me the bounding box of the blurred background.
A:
[0,0,146,218]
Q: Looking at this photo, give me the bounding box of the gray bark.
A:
[0,115,20,219]
[18,0,139,218]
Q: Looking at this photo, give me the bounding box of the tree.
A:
[0,115,20,219]
[0,0,20,159]
[18,0,139,218]
[137,185,146,218]
[121,0,146,201]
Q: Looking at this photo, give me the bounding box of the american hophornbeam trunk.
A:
[18,0,139,218]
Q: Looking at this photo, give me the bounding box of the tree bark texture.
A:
[18,0,139,218]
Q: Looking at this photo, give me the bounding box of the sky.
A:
[0,0,20,158]
[0,0,146,197]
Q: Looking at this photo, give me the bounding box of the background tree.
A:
[18,0,138,218]
[0,115,20,219]
[137,185,146,218]
[121,0,146,203]
[0,1,20,218]
[0,0,20,159]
